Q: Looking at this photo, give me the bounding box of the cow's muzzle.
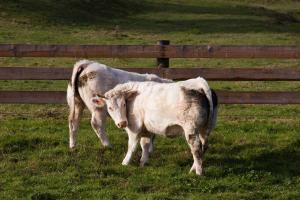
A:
[117,121,128,128]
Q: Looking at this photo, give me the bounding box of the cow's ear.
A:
[125,91,138,100]
[92,97,106,107]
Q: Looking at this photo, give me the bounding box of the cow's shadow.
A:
[203,139,300,178]
[106,133,300,179]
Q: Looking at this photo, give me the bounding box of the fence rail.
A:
[1,67,300,81]
[0,44,300,58]
[0,42,300,104]
[1,91,300,104]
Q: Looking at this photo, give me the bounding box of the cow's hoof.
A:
[189,164,196,173]
[140,162,147,167]
[195,170,203,176]
[69,143,76,149]
[103,144,112,149]
[69,147,78,153]
[69,146,76,151]
[102,140,112,148]
[189,165,203,176]
[122,160,129,166]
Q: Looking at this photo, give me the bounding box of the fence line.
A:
[1,41,300,104]
[0,44,299,58]
[1,67,300,81]
[1,91,300,104]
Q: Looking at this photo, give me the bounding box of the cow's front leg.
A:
[122,131,139,166]
[91,109,111,147]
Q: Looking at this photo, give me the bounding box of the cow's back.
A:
[76,61,171,113]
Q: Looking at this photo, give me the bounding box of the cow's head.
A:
[92,91,137,129]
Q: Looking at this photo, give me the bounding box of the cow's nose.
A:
[117,121,127,128]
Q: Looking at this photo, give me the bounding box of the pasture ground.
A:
[0,0,300,199]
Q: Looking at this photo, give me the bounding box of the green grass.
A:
[0,0,300,199]
[0,105,299,199]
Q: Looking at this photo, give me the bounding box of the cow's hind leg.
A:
[148,134,155,154]
[200,128,209,154]
[140,136,151,167]
[184,129,203,175]
[122,131,139,166]
[68,103,84,149]
[91,109,111,147]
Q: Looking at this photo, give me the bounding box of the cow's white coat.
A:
[94,77,218,175]
[67,59,171,149]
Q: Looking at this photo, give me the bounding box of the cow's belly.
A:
[139,93,184,137]
[144,116,184,137]
[164,124,184,137]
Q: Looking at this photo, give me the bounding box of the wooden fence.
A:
[0,41,300,104]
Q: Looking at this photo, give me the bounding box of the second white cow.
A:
[67,59,171,149]
[92,77,218,175]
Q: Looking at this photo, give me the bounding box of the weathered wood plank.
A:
[164,68,300,80]
[166,45,300,58]
[0,91,66,104]
[1,91,300,104]
[0,44,299,58]
[0,44,163,58]
[1,67,300,81]
[217,91,300,104]
[0,67,162,80]
[0,67,72,80]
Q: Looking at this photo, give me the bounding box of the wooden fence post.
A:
[157,40,170,68]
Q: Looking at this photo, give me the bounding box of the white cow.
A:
[67,60,172,149]
[92,77,218,175]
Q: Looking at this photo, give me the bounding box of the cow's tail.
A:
[196,77,214,134]
[209,89,218,133]
[67,59,92,120]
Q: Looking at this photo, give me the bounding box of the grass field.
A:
[0,0,300,199]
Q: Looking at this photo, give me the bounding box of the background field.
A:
[0,0,300,199]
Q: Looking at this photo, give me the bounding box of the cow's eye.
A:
[108,107,113,111]
[123,103,125,107]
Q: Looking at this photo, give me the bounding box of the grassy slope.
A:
[0,0,300,199]
[1,0,300,91]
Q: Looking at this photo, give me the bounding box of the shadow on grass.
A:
[31,192,57,200]
[205,139,300,178]
[1,0,299,33]
[1,137,60,153]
